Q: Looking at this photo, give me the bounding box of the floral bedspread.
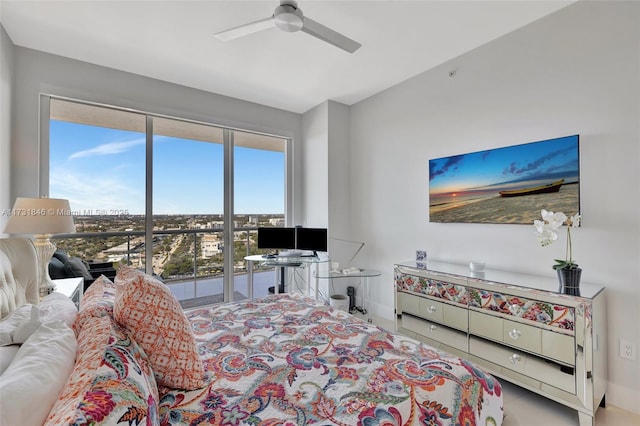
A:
[159,294,503,426]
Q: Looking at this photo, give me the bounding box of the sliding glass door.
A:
[48,99,148,270]
[47,97,288,307]
[152,117,225,305]
[233,130,286,298]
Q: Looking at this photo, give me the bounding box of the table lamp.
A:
[4,197,75,297]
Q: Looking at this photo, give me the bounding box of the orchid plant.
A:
[533,209,581,270]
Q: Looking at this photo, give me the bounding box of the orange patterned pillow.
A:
[45,315,159,425]
[79,274,114,309]
[73,275,116,335]
[113,266,205,390]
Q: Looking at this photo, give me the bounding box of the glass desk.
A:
[313,268,381,322]
[244,254,329,298]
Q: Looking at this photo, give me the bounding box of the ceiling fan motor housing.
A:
[274,4,304,32]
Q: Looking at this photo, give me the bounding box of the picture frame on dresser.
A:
[394,260,606,426]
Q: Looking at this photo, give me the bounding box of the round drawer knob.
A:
[429,324,437,332]
[427,306,437,313]
[509,329,522,340]
[509,354,521,364]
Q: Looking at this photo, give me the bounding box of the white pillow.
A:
[0,345,19,374]
[10,305,42,344]
[0,292,77,346]
[39,291,78,328]
[0,320,77,426]
[0,303,35,342]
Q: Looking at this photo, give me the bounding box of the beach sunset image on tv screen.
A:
[429,135,580,224]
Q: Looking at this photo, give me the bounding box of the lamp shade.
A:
[4,197,75,235]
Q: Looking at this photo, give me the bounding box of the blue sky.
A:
[49,121,285,215]
[429,135,579,197]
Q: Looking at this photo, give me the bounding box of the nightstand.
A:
[53,277,84,308]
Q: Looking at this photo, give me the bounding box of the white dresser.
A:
[394,261,607,426]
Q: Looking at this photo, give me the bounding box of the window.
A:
[47,97,287,305]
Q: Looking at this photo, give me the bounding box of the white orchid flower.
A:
[569,213,581,227]
[534,209,581,270]
[541,209,567,230]
[534,223,558,246]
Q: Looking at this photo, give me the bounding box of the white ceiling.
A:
[0,0,574,114]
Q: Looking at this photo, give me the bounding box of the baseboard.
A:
[369,298,395,322]
[606,381,640,415]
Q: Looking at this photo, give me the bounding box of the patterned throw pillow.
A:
[45,315,159,425]
[113,266,205,390]
[81,274,116,308]
[72,275,117,335]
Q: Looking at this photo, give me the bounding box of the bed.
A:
[0,237,503,425]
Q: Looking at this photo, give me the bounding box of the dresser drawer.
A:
[418,297,444,322]
[469,311,575,365]
[398,291,420,316]
[469,310,503,342]
[470,311,541,354]
[503,317,542,354]
[469,337,575,393]
[399,292,444,321]
[443,303,468,332]
[400,292,468,331]
[402,313,468,352]
[542,330,575,365]
[470,334,527,373]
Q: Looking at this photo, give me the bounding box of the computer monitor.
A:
[257,227,296,250]
[295,227,328,254]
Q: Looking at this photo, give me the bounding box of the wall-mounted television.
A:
[257,227,296,250]
[429,135,580,224]
[295,227,328,254]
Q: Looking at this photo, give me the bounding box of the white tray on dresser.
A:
[394,260,607,426]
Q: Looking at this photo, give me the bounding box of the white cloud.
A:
[50,168,144,214]
[68,138,144,160]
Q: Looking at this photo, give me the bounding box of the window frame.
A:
[41,94,292,303]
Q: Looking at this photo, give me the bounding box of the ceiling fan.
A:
[214,1,361,54]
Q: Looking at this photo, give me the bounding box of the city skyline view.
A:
[49,119,286,216]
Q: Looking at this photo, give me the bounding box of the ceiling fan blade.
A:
[214,16,275,42]
[300,17,361,53]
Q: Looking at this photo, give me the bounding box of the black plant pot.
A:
[557,267,582,296]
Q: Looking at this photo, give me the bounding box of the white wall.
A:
[0,24,14,235]
[302,100,361,302]
[327,101,352,245]
[301,102,329,228]
[301,100,354,247]
[8,45,304,221]
[349,0,639,413]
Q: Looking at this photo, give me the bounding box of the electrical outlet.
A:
[620,340,636,361]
